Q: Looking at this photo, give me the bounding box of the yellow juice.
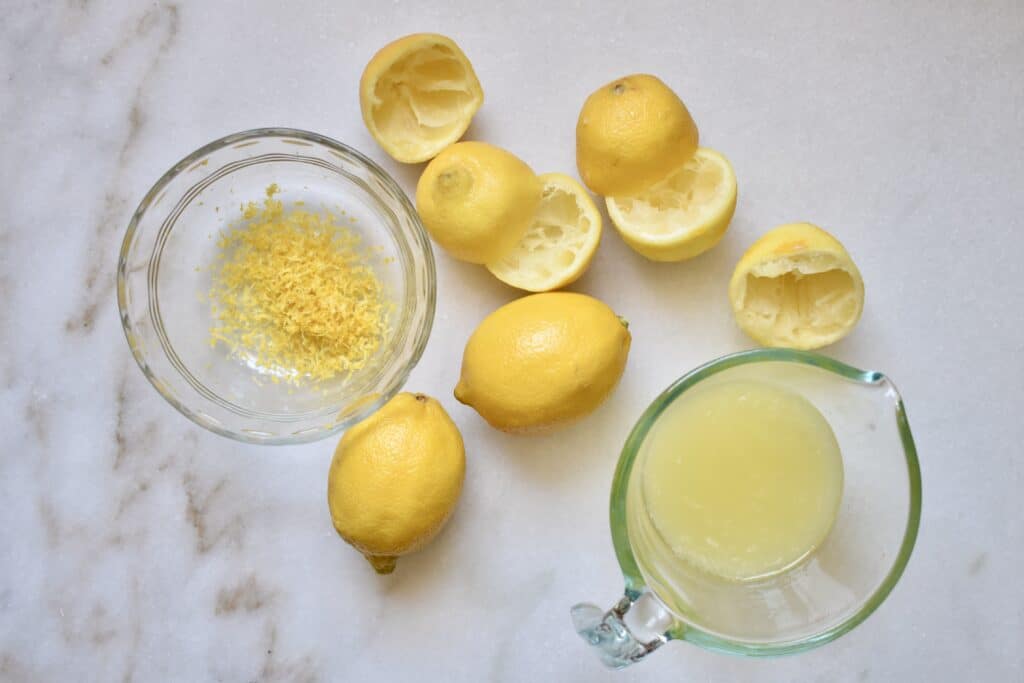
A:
[639,380,843,581]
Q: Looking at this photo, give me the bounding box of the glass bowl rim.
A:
[608,348,922,656]
[116,127,437,445]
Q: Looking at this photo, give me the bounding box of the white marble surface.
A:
[2,1,1022,680]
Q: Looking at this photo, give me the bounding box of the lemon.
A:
[485,173,602,292]
[360,33,483,163]
[576,74,699,197]
[729,223,865,350]
[606,147,737,262]
[416,141,542,264]
[327,392,465,574]
[454,293,630,432]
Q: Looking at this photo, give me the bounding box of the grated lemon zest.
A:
[208,185,391,385]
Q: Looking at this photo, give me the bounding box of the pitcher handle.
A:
[571,593,671,669]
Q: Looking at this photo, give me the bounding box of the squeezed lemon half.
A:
[486,173,602,292]
[360,33,483,163]
[729,222,864,349]
[606,147,737,262]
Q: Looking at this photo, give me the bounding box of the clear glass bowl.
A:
[117,128,435,444]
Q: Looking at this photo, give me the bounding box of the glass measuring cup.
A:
[572,349,921,668]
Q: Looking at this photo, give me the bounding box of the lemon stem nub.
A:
[366,555,397,574]
[617,316,630,330]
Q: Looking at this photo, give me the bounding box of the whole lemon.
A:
[416,141,542,264]
[327,392,465,574]
[576,74,699,197]
[454,292,631,432]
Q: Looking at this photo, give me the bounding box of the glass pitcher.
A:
[572,349,921,668]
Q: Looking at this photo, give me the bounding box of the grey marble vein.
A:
[66,3,181,334]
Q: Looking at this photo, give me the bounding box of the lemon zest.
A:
[209,186,391,384]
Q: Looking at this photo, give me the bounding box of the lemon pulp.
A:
[638,380,843,581]
[486,173,601,292]
[606,147,737,262]
[742,268,859,341]
[360,34,483,163]
[729,222,864,349]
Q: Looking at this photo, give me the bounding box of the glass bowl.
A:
[117,128,435,444]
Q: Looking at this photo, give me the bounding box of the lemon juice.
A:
[637,380,843,581]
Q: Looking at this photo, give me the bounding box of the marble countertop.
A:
[2,1,1022,680]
